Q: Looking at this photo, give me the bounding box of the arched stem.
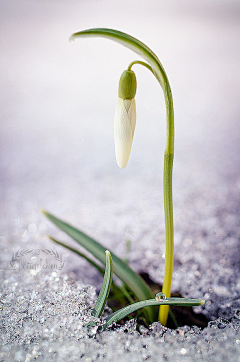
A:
[128,60,154,74]
[128,59,174,326]
[71,28,175,325]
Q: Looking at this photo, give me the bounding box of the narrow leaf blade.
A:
[103,298,205,328]
[70,28,167,88]
[42,210,156,323]
[49,236,105,275]
[92,250,113,318]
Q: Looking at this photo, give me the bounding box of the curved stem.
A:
[128,60,174,326]
[71,28,175,325]
[128,60,154,74]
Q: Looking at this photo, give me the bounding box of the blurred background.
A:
[0,0,240,299]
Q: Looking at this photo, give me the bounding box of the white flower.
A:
[114,97,136,169]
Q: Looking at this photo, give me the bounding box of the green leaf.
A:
[103,298,205,329]
[119,283,135,305]
[70,28,175,326]
[49,236,105,275]
[92,250,113,318]
[49,236,135,305]
[70,28,168,92]
[42,210,156,323]
[70,28,174,151]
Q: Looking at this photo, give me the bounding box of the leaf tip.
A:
[69,34,75,42]
[40,209,48,216]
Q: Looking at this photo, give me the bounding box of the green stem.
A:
[160,153,174,325]
[128,60,174,325]
[158,64,174,325]
[128,60,154,74]
[71,28,175,325]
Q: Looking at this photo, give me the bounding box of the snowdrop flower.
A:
[114,70,137,168]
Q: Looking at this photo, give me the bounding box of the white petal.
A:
[114,98,136,168]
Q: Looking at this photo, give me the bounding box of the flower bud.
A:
[118,70,137,99]
[114,70,137,169]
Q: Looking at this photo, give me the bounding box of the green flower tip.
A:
[118,70,137,100]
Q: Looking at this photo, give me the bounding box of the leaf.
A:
[119,283,135,305]
[49,236,133,302]
[103,298,205,329]
[70,28,175,326]
[70,28,166,89]
[70,29,174,146]
[49,236,105,275]
[42,210,156,323]
[92,250,113,318]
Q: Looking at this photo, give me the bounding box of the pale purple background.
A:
[1,0,240,298]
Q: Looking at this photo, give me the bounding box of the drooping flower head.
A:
[114,70,137,169]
